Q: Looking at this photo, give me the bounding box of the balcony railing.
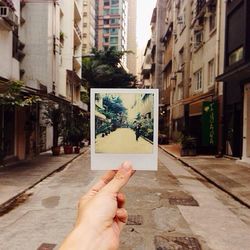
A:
[196,0,206,16]
[74,22,82,39]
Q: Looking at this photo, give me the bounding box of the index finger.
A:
[101,161,134,193]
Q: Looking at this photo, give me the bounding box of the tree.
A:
[82,47,136,89]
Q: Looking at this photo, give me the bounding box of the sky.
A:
[136,0,157,50]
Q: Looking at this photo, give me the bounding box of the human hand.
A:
[60,161,135,250]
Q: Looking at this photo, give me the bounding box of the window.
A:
[110,28,118,34]
[177,12,185,32]
[110,18,119,24]
[229,46,243,66]
[111,0,119,5]
[103,37,109,43]
[103,19,110,25]
[194,31,203,47]
[104,0,110,6]
[110,8,119,14]
[208,59,215,86]
[103,28,109,34]
[177,85,183,100]
[194,69,202,91]
[103,9,109,15]
[178,48,184,68]
[110,36,118,44]
[12,27,19,60]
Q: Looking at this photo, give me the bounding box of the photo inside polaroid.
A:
[95,92,154,154]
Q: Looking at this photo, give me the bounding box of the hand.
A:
[60,162,135,250]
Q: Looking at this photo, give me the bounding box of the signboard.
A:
[202,101,218,146]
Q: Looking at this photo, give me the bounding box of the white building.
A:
[82,0,96,54]
[0,0,24,160]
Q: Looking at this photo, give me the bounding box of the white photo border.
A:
[90,88,159,171]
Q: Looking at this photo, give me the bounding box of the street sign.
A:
[202,101,218,146]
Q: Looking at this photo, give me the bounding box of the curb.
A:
[159,146,250,209]
[0,149,88,213]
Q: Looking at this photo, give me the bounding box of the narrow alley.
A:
[95,128,153,154]
[0,150,250,250]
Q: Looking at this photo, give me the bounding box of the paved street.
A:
[95,128,153,154]
[1,149,250,249]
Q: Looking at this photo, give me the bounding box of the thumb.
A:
[101,162,133,194]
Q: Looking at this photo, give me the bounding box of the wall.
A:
[0,0,19,80]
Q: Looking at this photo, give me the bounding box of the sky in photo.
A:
[137,0,157,49]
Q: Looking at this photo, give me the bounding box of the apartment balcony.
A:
[73,56,81,71]
[74,0,81,21]
[0,5,18,30]
[74,22,82,46]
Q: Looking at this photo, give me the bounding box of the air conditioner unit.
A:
[0,6,18,26]
[0,6,9,17]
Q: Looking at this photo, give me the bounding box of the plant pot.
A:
[64,145,73,154]
[181,148,197,156]
[84,141,89,147]
[52,146,61,156]
[74,147,80,154]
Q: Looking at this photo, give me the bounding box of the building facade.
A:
[126,0,137,75]
[96,0,128,66]
[141,0,226,155]
[0,0,86,163]
[0,0,23,161]
[217,0,250,163]
[82,0,96,54]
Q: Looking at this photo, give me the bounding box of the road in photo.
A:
[95,128,153,153]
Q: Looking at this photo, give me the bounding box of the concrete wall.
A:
[20,3,54,92]
[0,0,20,80]
[127,0,137,75]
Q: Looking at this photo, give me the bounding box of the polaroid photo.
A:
[90,88,158,170]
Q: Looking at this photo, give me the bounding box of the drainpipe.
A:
[215,0,223,155]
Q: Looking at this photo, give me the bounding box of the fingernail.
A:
[122,161,132,171]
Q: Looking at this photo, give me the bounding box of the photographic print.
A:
[95,92,154,154]
[91,89,158,170]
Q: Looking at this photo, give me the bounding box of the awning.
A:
[216,63,250,82]
[182,90,214,105]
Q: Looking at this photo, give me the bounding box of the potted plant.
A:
[180,134,197,156]
[60,31,65,44]
[44,103,63,156]
[62,121,74,154]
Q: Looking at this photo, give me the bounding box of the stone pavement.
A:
[160,144,250,208]
[0,148,88,210]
